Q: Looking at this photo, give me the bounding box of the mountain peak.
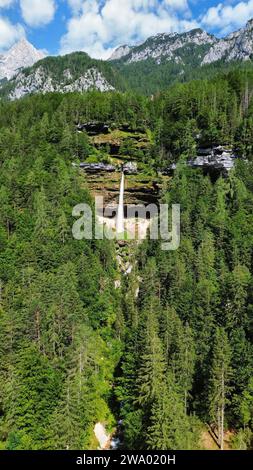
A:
[109,45,133,61]
[203,17,253,65]
[0,39,45,81]
[111,27,216,65]
[109,19,253,68]
[15,37,31,47]
[246,18,253,29]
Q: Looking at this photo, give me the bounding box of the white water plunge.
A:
[116,172,125,235]
[94,423,110,449]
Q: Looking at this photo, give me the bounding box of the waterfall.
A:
[94,423,110,450]
[116,172,125,234]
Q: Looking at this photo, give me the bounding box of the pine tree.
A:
[137,309,165,406]
[147,373,196,450]
[208,327,232,450]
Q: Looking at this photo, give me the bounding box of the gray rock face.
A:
[79,163,116,173]
[115,29,216,66]
[0,39,45,81]
[77,122,110,135]
[202,19,253,65]
[109,45,133,61]
[110,19,253,67]
[164,146,236,175]
[8,66,114,100]
[188,146,236,172]
[78,161,138,175]
[123,162,138,175]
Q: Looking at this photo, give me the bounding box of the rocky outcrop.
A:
[109,45,133,61]
[78,161,138,175]
[79,163,116,173]
[80,170,162,207]
[114,29,215,66]
[8,66,114,100]
[77,122,110,135]
[188,146,236,172]
[110,19,253,68]
[163,146,236,175]
[202,19,253,65]
[123,162,138,175]
[90,129,150,159]
[0,39,45,81]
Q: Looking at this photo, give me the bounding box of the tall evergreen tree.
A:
[208,327,232,450]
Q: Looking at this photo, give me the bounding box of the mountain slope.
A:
[203,19,253,64]
[0,52,126,100]
[111,19,253,67]
[110,29,216,65]
[0,39,45,81]
[2,19,253,99]
[108,45,133,61]
[111,19,253,94]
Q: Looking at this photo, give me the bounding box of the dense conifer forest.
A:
[0,68,253,450]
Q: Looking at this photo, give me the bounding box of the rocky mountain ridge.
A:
[9,66,114,101]
[110,19,253,67]
[0,39,45,81]
[0,52,120,100]
[203,19,253,64]
[109,45,133,61]
[110,29,216,65]
[1,19,253,99]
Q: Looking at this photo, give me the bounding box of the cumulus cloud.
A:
[60,0,197,59]
[165,0,189,11]
[0,0,14,7]
[0,16,25,52]
[20,0,56,27]
[67,0,83,13]
[201,0,253,35]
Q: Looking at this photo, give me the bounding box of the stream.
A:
[94,422,122,450]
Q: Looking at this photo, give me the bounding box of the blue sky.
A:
[1,1,253,58]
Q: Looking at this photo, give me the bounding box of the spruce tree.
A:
[208,327,232,450]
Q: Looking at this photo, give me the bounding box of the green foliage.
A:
[1,66,253,450]
[0,93,122,449]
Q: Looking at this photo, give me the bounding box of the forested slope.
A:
[0,94,124,450]
[118,69,253,450]
[113,57,251,96]
[0,69,253,449]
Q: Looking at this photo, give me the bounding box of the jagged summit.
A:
[202,19,253,65]
[0,38,45,81]
[2,19,253,99]
[109,19,253,67]
[109,27,216,65]
[246,18,253,29]
[109,45,133,61]
[0,51,120,100]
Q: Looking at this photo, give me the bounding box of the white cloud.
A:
[201,0,253,34]
[20,0,56,27]
[0,0,14,8]
[60,0,197,59]
[164,0,189,11]
[67,0,83,14]
[0,16,25,52]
